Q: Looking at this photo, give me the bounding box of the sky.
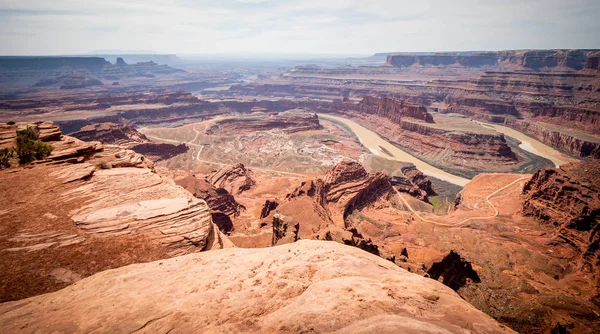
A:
[1,0,599,56]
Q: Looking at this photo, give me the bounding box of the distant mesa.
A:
[386,49,600,71]
[0,56,185,88]
[115,57,127,66]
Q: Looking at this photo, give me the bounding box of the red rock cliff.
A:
[358,96,434,123]
[522,161,600,276]
[505,119,600,158]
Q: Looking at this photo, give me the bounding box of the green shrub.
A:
[0,148,13,168]
[7,121,15,125]
[15,126,53,164]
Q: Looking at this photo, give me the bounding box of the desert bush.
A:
[7,121,15,125]
[99,161,112,169]
[15,126,53,163]
[0,148,14,168]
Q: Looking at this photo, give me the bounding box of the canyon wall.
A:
[522,161,600,277]
[505,119,600,158]
[387,50,599,71]
[336,99,519,176]
[358,96,434,123]
[586,56,600,71]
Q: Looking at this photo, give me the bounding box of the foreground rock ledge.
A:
[0,240,513,333]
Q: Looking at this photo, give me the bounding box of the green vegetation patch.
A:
[15,126,53,164]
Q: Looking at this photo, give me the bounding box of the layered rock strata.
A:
[506,119,600,158]
[387,50,600,71]
[207,163,256,195]
[285,161,393,230]
[391,164,435,201]
[0,121,230,302]
[204,110,323,135]
[70,122,190,161]
[174,173,244,233]
[70,122,149,146]
[358,96,434,123]
[522,160,600,275]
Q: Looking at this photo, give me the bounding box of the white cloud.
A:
[0,0,598,55]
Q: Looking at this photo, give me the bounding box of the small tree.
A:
[0,148,13,168]
[15,126,53,163]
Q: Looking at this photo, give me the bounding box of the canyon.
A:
[0,49,599,333]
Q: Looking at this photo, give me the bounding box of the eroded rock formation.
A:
[204,110,323,135]
[0,121,231,302]
[522,160,600,275]
[207,163,256,195]
[174,173,244,234]
[271,213,299,245]
[391,164,434,202]
[70,122,149,146]
[285,161,393,230]
[0,240,514,334]
[358,96,434,123]
[260,199,279,218]
[70,122,190,162]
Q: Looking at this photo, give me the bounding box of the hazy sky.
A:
[1,0,599,55]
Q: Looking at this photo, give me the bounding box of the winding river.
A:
[472,121,578,167]
[318,114,579,187]
[318,114,471,186]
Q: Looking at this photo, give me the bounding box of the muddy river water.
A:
[473,121,578,167]
[319,114,579,187]
[318,114,471,186]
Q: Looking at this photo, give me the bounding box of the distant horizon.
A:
[1,47,600,59]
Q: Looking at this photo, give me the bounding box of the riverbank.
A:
[318,113,471,187]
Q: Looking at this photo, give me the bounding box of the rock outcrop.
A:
[271,213,299,245]
[204,110,323,135]
[0,240,514,334]
[358,96,434,123]
[0,121,61,147]
[70,122,149,146]
[70,122,190,161]
[286,161,393,230]
[260,199,279,218]
[390,164,434,201]
[0,121,231,302]
[522,160,600,274]
[174,173,244,234]
[207,163,256,195]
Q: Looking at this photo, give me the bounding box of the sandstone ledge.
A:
[0,240,513,334]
